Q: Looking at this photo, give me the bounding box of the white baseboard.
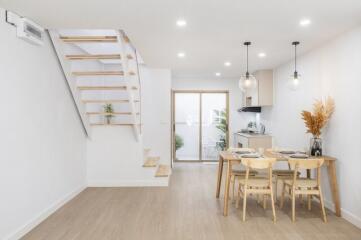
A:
[324,199,361,229]
[5,185,86,240]
[87,178,169,187]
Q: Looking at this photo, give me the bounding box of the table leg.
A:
[223,160,232,216]
[327,161,341,217]
[216,156,224,198]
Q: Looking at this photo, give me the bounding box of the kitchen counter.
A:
[233,132,272,149]
[234,132,272,138]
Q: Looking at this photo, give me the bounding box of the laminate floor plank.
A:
[22,163,361,240]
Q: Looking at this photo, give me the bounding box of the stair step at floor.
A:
[142,156,160,167]
[155,164,171,177]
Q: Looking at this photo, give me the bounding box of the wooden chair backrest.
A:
[241,158,276,187]
[241,158,276,169]
[288,158,324,170]
[227,147,255,153]
[288,158,324,186]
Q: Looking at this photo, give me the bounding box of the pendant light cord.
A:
[246,44,249,73]
[294,44,297,72]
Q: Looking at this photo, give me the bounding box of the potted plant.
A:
[214,109,227,151]
[103,103,114,124]
[301,97,335,156]
[175,134,184,152]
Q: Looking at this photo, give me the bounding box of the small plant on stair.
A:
[103,103,114,124]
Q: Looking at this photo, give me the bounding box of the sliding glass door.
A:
[173,91,229,162]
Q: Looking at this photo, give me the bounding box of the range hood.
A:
[238,107,261,113]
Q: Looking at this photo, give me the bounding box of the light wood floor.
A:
[23,163,361,240]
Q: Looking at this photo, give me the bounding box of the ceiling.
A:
[2,0,361,78]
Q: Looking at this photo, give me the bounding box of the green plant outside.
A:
[175,134,184,151]
[213,109,227,151]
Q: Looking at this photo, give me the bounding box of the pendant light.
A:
[239,42,257,92]
[288,41,301,90]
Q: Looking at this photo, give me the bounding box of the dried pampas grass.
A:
[301,96,335,137]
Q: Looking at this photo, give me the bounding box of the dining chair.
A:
[227,148,258,201]
[266,148,300,203]
[236,157,277,222]
[273,169,300,204]
[280,158,327,222]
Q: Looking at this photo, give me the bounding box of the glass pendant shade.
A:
[239,41,256,91]
[288,41,301,91]
[239,72,257,92]
[288,71,301,91]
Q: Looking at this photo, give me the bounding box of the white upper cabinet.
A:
[243,70,273,107]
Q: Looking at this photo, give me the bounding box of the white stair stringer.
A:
[49,29,169,186]
[117,30,141,141]
[48,30,91,136]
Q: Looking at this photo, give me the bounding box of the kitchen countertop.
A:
[234,132,272,138]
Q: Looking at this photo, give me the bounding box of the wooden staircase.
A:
[49,29,171,185]
[49,29,142,140]
[142,149,171,178]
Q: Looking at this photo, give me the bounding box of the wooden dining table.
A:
[215,150,341,217]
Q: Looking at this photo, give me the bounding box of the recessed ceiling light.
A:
[215,72,221,77]
[224,61,231,67]
[299,18,311,26]
[176,19,187,27]
[258,52,266,58]
[177,52,185,58]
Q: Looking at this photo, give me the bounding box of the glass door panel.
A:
[201,93,227,161]
[174,93,200,161]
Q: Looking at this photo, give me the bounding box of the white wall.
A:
[141,67,172,164]
[86,67,171,186]
[0,8,87,240]
[262,26,361,228]
[86,126,168,186]
[172,78,256,147]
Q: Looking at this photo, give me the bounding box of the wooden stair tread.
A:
[143,156,160,167]
[66,54,121,60]
[143,148,151,158]
[155,164,171,177]
[72,71,124,76]
[82,99,140,103]
[90,123,137,126]
[72,71,136,76]
[60,36,118,42]
[77,86,138,90]
[86,112,140,115]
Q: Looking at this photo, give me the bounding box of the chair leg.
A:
[236,187,241,209]
[318,188,327,223]
[242,190,247,222]
[308,192,312,211]
[263,193,267,210]
[274,176,278,203]
[270,190,276,222]
[280,182,286,209]
[292,188,296,222]
[231,176,235,202]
